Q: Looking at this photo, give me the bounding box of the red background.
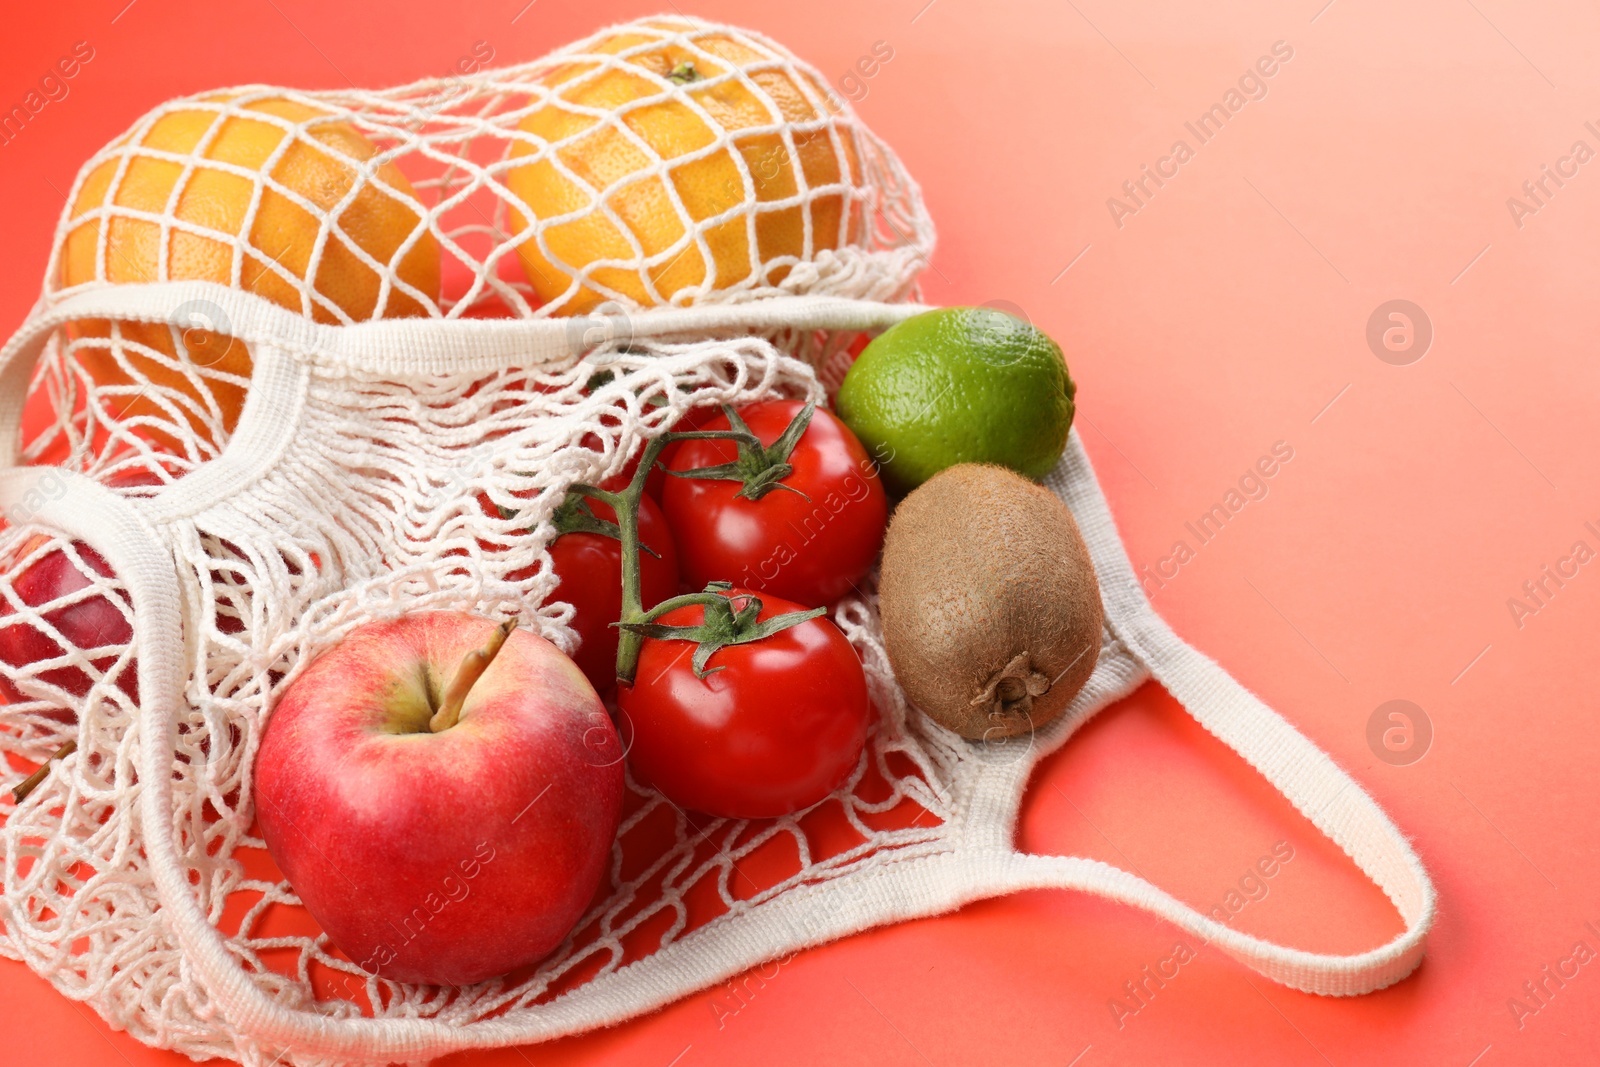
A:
[3,0,1598,1063]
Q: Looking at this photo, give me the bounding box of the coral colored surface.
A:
[3,0,1598,1063]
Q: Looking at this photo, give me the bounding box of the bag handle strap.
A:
[0,282,933,384]
[1022,431,1436,995]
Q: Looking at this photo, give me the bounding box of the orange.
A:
[506,21,862,314]
[60,96,440,440]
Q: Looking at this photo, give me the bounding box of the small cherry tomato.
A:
[662,400,888,607]
[544,495,678,694]
[617,587,870,819]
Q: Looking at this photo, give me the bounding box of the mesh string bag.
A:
[0,15,1436,1066]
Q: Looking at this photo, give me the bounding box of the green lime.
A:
[836,307,1076,494]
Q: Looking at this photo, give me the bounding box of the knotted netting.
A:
[0,14,1436,1067]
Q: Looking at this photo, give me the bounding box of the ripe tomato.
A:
[544,494,679,694]
[661,400,888,607]
[617,588,870,819]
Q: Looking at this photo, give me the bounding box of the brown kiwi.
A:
[878,463,1103,739]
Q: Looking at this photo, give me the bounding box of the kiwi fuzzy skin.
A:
[878,464,1103,740]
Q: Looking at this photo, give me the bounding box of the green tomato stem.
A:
[581,410,819,686]
[575,435,673,687]
[629,590,729,625]
[661,403,815,502]
[615,583,826,679]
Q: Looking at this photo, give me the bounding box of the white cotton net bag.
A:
[0,15,1435,1066]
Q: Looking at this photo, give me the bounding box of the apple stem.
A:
[429,620,516,733]
[11,739,76,804]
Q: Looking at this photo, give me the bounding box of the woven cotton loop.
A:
[1040,434,1436,995]
[983,852,1427,995]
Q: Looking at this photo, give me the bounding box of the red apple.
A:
[253,612,624,986]
[0,535,132,708]
[0,465,171,708]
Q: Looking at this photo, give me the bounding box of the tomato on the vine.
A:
[542,494,678,694]
[661,400,888,607]
[616,587,869,819]
[601,402,726,500]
